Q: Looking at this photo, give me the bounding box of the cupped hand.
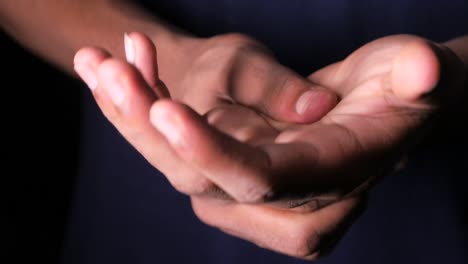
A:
[73,32,336,197]
[150,34,465,259]
[74,33,466,259]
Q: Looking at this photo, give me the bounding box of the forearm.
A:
[0,0,200,76]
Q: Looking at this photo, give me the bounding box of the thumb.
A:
[124,32,171,98]
[231,61,338,124]
[391,39,466,105]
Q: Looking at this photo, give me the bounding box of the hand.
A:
[151,35,465,258]
[196,35,464,258]
[73,32,336,198]
[154,32,338,123]
[74,33,466,259]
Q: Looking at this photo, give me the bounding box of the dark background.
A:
[3,31,80,263]
[3,1,468,261]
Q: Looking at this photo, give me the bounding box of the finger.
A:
[229,54,337,124]
[124,32,171,98]
[205,104,278,145]
[392,39,466,104]
[261,118,399,205]
[74,47,111,89]
[191,196,364,260]
[309,37,466,103]
[150,99,274,203]
[74,47,214,196]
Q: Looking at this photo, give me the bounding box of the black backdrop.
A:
[3,31,80,263]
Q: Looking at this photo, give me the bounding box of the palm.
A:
[204,35,449,207]
[312,35,430,128]
[76,33,464,258]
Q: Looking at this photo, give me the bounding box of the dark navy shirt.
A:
[62,1,468,263]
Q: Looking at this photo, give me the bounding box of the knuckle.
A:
[184,60,227,93]
[289,237,320,259]
[184,49,235,94]
[284,225,321,259]
[190,34,262,76]
[186,33,271,102]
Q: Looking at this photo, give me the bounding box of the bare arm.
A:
[0,0,198,76]
[0,0,334,121]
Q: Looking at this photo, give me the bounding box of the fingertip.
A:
[150,99,188,145]
[295,90,338,123]
[124,32,136,64]
[126,32,156,48]
[74,47,111,90]
[125,32,158,69]
[392,40,441,101]
[125,32,170,98]
[74,47,111,68]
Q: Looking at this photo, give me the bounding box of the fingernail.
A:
[106,75,126,106]
[153,109,182,146]
[295,90,323,115]
[74,64,98,90]
[124,32,135,64]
